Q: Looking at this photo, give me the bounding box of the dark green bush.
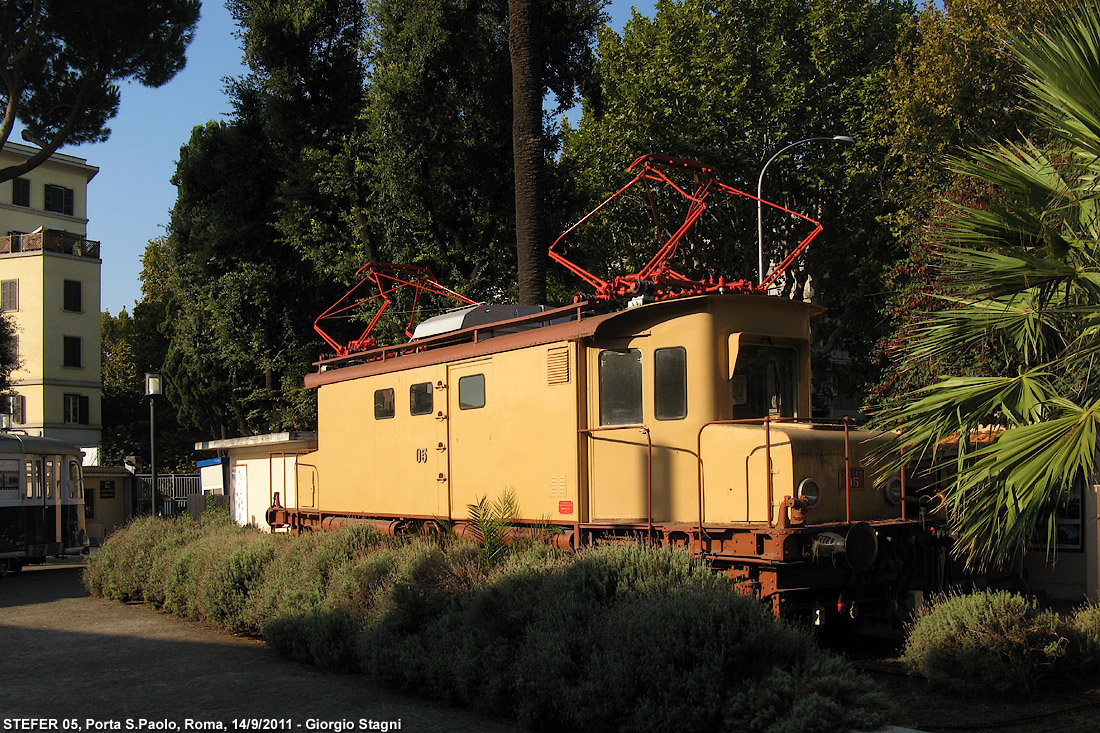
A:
[89,518,892,733]
[196,531,277,634]
[85,515,184,602]
[903,590,1074,693]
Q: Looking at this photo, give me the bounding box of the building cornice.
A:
[0,141,99,181]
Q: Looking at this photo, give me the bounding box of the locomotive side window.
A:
[374,388,395,419]
[654,347,687,420]
[458,374,486,410]
[599,349,642,425]
[410,382,433,415]
[732,343,797,419]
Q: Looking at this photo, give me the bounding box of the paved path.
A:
[0,558,521,732]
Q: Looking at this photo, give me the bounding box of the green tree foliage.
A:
[100,301,195,471]
[358,0,516,297]
[870,0,1057,403]
[161,109,325,438]
[872,3,1100,569]
[0,313,16,394]
[153,0,372,439]
[347,0,601,302]
[0,0,200,181]
[561,0,913,404]
[228,0,370,284]
[884,0,1054,232]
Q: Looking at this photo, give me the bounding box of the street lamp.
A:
[145,372,162,516]
[757,135,854,286]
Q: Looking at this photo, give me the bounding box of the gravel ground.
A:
[0,557,519,732]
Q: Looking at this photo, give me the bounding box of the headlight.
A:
[797,478,821,508]
[881,477,903,505]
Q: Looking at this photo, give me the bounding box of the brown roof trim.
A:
[305,311,614,387]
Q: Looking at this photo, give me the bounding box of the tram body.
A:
[0,433,88,574]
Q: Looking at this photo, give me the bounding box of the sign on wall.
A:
[233,465,248,526]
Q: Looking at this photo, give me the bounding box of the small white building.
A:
[194,432,317,530]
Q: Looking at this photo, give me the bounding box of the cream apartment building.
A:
[0,141,102,459]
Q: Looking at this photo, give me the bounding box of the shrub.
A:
[90,517,891,733]
[514,584,888,733]
[85,515,182,603]
[903,590,1073,693]
[196,531,278,634]
[1068,603,1100,675]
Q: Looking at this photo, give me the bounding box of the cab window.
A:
[654,347,687,420]
[732,343,797,419]
[599,349,642,425]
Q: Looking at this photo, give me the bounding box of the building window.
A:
[12,178,30,207]
[654,347,688,420]
[1,393,24,425]
[44,184,74,216]
[63,393,89,425]
[63,279,82,312]
[458,374,486,410]
[374,388,395,419]
[410,382,433,416]
[1,279,17,311]
[63,335,82,368]
[85,487,95,518]
[599,349,643,426]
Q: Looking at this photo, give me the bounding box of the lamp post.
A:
[145,372,162,516]
[757,135,854,286]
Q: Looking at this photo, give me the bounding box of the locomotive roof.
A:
[306,293,822,389]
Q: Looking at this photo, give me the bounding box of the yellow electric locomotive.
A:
[267,155,940,619]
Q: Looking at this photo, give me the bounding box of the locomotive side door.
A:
[586,345,652,521]
[396,368,450,518]
[445,358,495,521]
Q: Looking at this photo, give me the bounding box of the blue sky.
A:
[56,1,654,316]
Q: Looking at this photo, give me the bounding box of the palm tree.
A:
[873,3,1100,570]
[509,0,548,306]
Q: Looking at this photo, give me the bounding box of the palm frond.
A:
[1014,3,1100,159]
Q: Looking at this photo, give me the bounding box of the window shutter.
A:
[79,395,90,425]
[0,279,17,311]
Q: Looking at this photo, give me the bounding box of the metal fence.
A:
[135,474,200,516]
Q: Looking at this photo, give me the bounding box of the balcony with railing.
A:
[0,228,100,258]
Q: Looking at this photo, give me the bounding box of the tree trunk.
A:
[508,0,546,305]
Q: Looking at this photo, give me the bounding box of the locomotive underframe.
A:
[267,502,941,618]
